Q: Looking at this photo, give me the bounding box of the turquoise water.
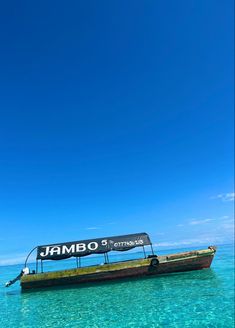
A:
[0,244,234,327]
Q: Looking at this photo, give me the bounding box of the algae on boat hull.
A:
[21,258,151,282]
[21,248,215,283]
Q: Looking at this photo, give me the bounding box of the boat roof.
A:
[36,232,151,261]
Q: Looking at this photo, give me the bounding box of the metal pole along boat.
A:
[5,233,217,290]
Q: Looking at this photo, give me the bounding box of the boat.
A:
[5,233,217,290]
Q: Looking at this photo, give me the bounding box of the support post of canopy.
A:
[36,260,38,273]
[150,243,154,255]
[143,246,147,258]
[79,257,81,268]
[41,260,43,273]
[76,258,79,268]
[106,252,109,264]
[104,253,107,264]
[24,246,38,268]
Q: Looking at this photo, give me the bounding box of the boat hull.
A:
[20,247,216,290]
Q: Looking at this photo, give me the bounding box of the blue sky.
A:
[0,0,234,265]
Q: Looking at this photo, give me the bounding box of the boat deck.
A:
[21,247,216,290]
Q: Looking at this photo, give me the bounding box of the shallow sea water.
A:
[0,244,234,327]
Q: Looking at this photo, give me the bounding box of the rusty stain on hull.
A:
[21,247,216,290]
